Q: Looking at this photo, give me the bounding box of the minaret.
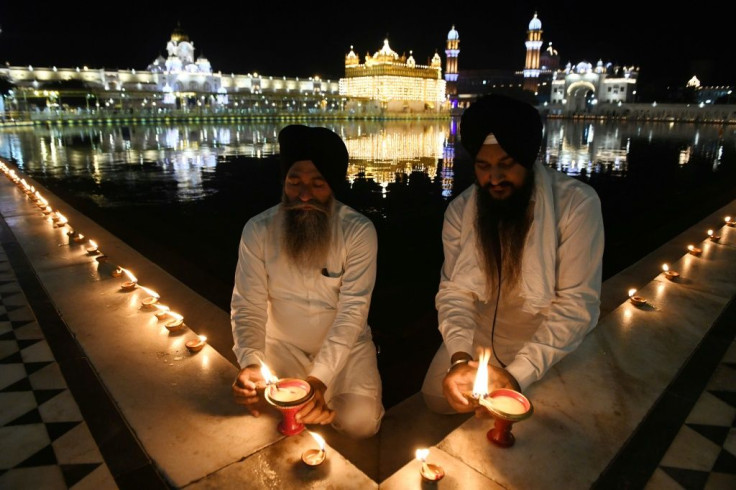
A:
[523,12,543,93]
[445,25,460,106]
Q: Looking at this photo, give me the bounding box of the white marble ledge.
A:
[189,430,378,489]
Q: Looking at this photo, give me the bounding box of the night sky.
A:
[0,1,732,89]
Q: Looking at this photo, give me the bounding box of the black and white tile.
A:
[0,245,116,489]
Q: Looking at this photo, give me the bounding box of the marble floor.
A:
[0,215,735,489]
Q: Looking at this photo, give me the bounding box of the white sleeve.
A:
[230,219,269,369]
[435,196,478,358]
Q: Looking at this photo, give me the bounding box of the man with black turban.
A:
[421,94,604,414]
[231,125,384,438]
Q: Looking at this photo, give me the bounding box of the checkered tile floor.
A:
[645,341,736,489]
[0,245,117,489]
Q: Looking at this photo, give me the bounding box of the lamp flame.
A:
[726,216,732,223]
[415,448,429,463]
[472,348,491,398]
[662,264,669,272]
[687,245,695,251]
[168,311,183,321]
[139,286,160,299]
[308,431,326,451]
[197,334,207,343]
[259,361,279,386]
[88,240,99,250]
[122,268,138,283]
[628,288,637,298]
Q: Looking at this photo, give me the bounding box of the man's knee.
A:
[330,394,384,439]
[421,390,456,415]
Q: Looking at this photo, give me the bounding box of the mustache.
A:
[482,181,514,190]
[282,199,330,214]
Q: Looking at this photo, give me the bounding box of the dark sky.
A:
[0,2,733,89]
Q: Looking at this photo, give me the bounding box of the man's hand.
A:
[296,376,335,426]
[232,364,265,416]
[443,361,522,416]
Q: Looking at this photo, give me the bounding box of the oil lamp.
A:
[415,448,444,481]
[725,216,734,227]
[662,263,679,281]
[707,229,720,242]
[153,304,171,319]
[262,362,314,436]
[164,312,185,332]
[301,431,326,467]
[52,212,68,228]
[628,288,647,306]
[464,349,533,447]
[687,244,702,256]
[185,335,207,353]
[86,240,101,255]
[139,286,160,308]
[120,268,138,291]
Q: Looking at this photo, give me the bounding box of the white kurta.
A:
[423,161,604,394]
[230,200,380,400]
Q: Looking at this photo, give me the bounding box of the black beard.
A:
[281,195,333,271]
[475,170,535,295]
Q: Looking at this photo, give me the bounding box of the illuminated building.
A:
[549,60,639,112]
[0,24,341,115]
[444,26,460,107]
[523,12,543,92]
[338,38,448,113]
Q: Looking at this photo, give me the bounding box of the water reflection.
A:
[0,119,732,210]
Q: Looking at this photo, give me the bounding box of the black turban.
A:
[278,125,349,194]
[460,94,543,168]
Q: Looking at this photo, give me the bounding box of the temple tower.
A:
[445,25,460,106]
[523,12,543,93]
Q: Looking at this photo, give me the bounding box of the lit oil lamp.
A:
[628,288,647,306]
[42,205,53,215]
[86,240,101,255]
[416,448,444,481]
[72,233,87,243]
[707,229,720,242]
[120,268,138,291]
[662,263,679,281]
[153,304,171,319]
[139,286,160,308]
[185,335,207,353]
[52,212,68,228]
[725,216,735,227]
[111,267,123,278]
[463,348,533,447]
[302,431,327,467]
[687,244,702,256]
[164,312,185,332]
[262,362,314,436]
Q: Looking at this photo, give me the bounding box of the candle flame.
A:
[259,361,279,385]
[628,288,636,297]
[472,348,491,397]
[122,268,138,283]
[139,286,160,298]
[662,263,669,272]
[415,448,429,462]
[308,431,326,451]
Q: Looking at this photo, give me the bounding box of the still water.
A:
[2,118,735,405]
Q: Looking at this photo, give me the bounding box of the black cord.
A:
[490,235,506,368]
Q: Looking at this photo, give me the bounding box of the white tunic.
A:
[230,200,379,395]
[427,161,604,392]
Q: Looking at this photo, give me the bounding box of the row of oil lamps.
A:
[0,161,208,353]
[627,217,734,307]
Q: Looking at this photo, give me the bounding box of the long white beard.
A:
[281,197,333,272]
